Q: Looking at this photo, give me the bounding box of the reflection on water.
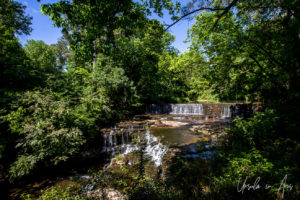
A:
[182,140,217,159]
[150,125,218,160]
[150,126,200,146]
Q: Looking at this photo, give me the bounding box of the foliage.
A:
[40,0,182,103]
[4,91,85,181]
[40,0,180,66]
[208,111,299,199]
[38,187,84,200]
[41,0,146,64]
[0,0,36,172]
[158,50,216,101]
[93,54,138,113]
[24,40,58,74]
[187,0,300,104]
[51,35,70,71]
[127,179,168,200]
[2,52,137,179]
[0,24,35,102]
[0,0,32,35]
[65,54,138,134]
[182,1,300,199]
[157,51,187,100]
[21,186,85,200]
[188,11,254,101]
[108,19,174,102]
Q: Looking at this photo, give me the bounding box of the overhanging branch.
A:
[164,7,226,31]
[212,0,239,30]
[165,0,240,31]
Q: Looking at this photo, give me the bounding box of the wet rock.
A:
[147,119,160,125]
[160,120,190,127]
[199,129,210,135]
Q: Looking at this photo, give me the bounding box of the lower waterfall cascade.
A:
[102,127,168,167]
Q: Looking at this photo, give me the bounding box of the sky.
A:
[17,0,196,53]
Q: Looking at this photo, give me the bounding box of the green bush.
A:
[4,91,86,181]
[208,110,299,199]
[22,186,85,200]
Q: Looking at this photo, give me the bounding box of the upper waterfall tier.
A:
[145,103,255,118]
[146,104,204,115]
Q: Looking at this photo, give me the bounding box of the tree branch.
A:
[164,7,226,31]
[249,54,283,87]
[164,0,239,31]
[212,0,239,30]
[249,54,264,70]
[248,39,284,68]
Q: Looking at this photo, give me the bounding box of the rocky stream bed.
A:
[8,103,256,199]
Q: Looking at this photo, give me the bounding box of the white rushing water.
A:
[169,104,204,115]
[146,104,204,115]
[103,128,168,166]
[221,105,231,119]
[144,130,168,166]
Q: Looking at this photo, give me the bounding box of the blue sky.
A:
[17,0,196,53]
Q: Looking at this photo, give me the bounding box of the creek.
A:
[9,103,254,199]
[101,103,240,167]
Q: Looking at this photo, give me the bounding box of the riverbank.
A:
[7,103,240,199]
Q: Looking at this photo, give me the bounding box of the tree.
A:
[183,1,300,198]
[0,24,33,100]
[188,11,251,101]
[6,91,85,181]
[107,19,176,102]
[52,36,70,71]
[40,0,181,68]
[41,0,147,67]
[0,0,32,35]
[0,0,34,100]
[186,0,300,104]
[24,40,57,73]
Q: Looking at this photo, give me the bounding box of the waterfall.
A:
[144,130,168,166]
[146,103,251,119]
[146,104,204,115]
[102,128,167,166]
[122,132,125,145]
[137,130,141,142]
[221,105,232,119]
[109,130,113,147]
[126,132,129,143]
[103,134,107,150]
